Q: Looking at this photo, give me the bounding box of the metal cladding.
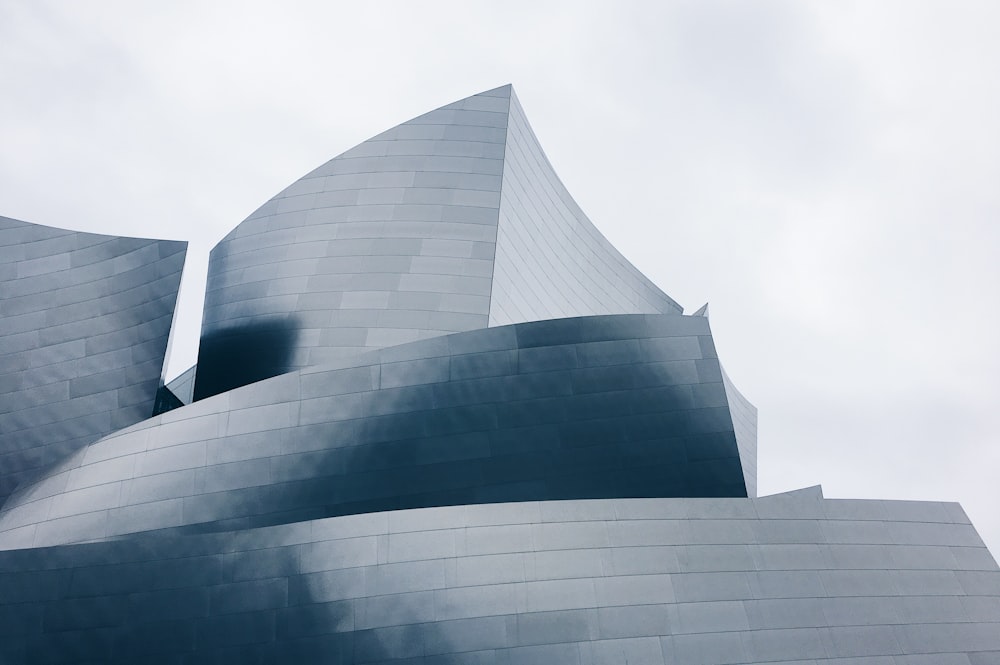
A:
[722,363,757,498]
[193,85,680,400]
[0,314,748,549]
[488,91,680,326]
[2,492,1000,664]
[1,87,998,664]
[0,215,186,504]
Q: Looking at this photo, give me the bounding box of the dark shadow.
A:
[151,385,184,416]
[261,318,749,532]
[193,319,299,401]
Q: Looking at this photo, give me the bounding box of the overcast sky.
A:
[2,1,998,554]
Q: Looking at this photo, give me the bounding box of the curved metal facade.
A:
[1,87,997,664]
[0,314,748,549]
[195,87,510,398]
[194,85,680,400]
[0,215,186,504]
[1,493,998,664]
[488,90,681,326]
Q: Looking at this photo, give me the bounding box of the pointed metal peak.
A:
[692,302,709,317]
[480,83,513,97]
[438,84,513,114]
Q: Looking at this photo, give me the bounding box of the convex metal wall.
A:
[0,314,750,549]
[0,492,998,664]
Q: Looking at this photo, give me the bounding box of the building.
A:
[0,85,997,664]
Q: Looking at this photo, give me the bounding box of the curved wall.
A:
[0,314,749,549]
[722,363,758,497]
[0,216,186,505]
[195,86,512,398]
[195,85,683,399]
[2,86,1000,665]
[0,493,997,664]
[488,89,681,326]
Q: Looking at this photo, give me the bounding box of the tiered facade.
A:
[1,86,997,664]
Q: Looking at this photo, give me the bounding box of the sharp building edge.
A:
[0,87,996,664]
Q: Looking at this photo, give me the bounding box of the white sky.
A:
[2,1,998,554]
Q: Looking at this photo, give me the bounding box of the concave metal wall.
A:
[488,89,681,326]
[0,215,186,504]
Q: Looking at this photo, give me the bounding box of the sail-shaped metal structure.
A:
[0,87,996,664]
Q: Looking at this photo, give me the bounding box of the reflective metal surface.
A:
[0,215,185,504]
[1,86,997,664]
[489,90,681,326]
[0,492,997,663]
[194,87,511,398]
[193,85,680,399]
[0,314,750,548]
